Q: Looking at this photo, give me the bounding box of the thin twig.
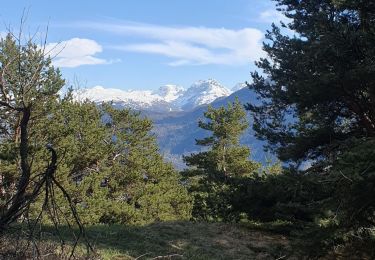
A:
[151,254,184,259]
[135,252,151,259]
[339,170,353,183]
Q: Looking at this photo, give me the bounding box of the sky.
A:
[0,0,288,91]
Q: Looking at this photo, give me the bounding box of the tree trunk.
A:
[0,107,31,231]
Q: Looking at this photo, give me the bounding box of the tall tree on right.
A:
[247,0,375,164]
[246,1,375,254]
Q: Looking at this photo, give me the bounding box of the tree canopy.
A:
[183,99,259,220]
[0,34,192,229]
[247,0,375,163]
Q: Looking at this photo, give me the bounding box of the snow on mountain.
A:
[73,79,235,112]
[152,84,185,102]
[231,82,247,92]
[175,79,232,110]
[73,86,164,109]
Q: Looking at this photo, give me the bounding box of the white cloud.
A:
[0,31,8,39]
[44,38,110,68]
[74,22,265,66]
[259,9,290,25]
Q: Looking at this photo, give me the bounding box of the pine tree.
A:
[244,0,375,253]
[29,96,111,224]
[183,99,259,220]
[0,33,65,229]
[0,33,192,227]
[95,105,192,224]
[29,98,192,225]
[247,0,375,163]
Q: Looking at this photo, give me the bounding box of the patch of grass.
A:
[83,221,294,259]
[1,221,296,259]
[240,219,298,235]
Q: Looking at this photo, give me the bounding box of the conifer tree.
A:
[28,97,192,225]
[95,105,192,224]
[247,0,375,164]
[0,33,65,230]
[183,99,259,220]
[244,0,375,252]
[0,33,192,227]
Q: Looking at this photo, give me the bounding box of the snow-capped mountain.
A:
[174,79,232,110]
[74,81,271,168]
[73,79,233,112]
[152,87,272,169]
[231,82,247,92]
[152,84,185,102]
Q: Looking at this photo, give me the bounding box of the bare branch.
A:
[0,101,22,111]
[339,170,353,183]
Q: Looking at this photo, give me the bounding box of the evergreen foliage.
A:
[0,34,192,227]
[247,0,375,163]
[31,97,193,225]
[0,33,65,230]
[183,99,260,221]
[1,3,374,256]
[243,0,375,255]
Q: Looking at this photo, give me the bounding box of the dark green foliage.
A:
[92,105,192,224]
[185,99,259,178]
[0,34,65,229]
[0,34,192,227]
[30,100,192,225]
[330,137,375,229]
[183,99,260,221]
[231,171,329,223]
[247,0,375,163]
[243,0,375,255]
[228,137,375,256]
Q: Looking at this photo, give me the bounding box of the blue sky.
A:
[0,0,287,90]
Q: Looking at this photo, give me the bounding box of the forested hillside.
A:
[151,87,270,169]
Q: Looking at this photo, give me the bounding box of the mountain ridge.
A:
[73,79,272,168]
[73,79,235,113]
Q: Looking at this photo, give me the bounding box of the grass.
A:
[3,221,374,259]
[1,221,296,259]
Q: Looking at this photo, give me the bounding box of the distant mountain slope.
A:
[151,87,271,168]
[73,79,273,168]
[175,79,232,110]
[73,79,232,113]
